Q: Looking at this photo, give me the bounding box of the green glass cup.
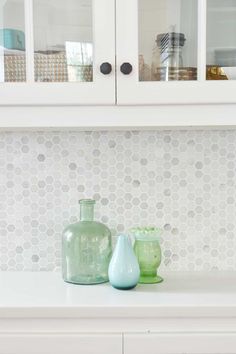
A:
[131,227,163,284]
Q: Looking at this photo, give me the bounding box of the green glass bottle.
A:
[62,199,112,285]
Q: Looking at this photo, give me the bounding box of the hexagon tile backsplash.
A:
[0,130,236,271]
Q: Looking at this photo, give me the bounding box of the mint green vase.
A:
[108,235,140,290]
[62,199,112,285]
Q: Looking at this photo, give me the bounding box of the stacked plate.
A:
[154,67,197,81]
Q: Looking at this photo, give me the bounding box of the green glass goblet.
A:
[131,227,163,284]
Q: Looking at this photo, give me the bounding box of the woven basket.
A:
[4,52,93,82]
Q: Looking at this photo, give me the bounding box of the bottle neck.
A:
[80,203,94,221]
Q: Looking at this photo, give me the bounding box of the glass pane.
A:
[138,0,198,82]
[33,0,93,82]
[0,0,26,82]
[207,0,236,80]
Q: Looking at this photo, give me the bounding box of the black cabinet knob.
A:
[120,62,133,75]
[100,62,112,75]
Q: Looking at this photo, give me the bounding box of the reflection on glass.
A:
[139,0,198,81]
[66,42,92,82]
[207,0,236,80]
[33,0,93,82]
[0,0,26,82]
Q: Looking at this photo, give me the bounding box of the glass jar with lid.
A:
[153,31,186,81]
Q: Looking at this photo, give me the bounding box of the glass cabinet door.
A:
[117,0,236,105]
[207,0,236,81]
[0,0,115,105]
[0,0,26,82]
[139,0,198,82]
[117,0,202,105]
[33,0,93,83]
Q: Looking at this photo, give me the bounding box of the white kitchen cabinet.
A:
[124,333,236,354]
[0,0,115,105]
[2,335,236,354]
[3,334,236,354]
[1,1,236,126]
[0,334,122,354]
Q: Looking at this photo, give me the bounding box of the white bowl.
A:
[222,67,236,80]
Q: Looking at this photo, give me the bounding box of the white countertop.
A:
[1,271,236,318]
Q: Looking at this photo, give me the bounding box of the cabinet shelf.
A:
[208,7,236,13]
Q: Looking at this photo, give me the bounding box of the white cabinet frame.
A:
[1,0,236,126]
[0,0,116,105]
[116,0,236,105]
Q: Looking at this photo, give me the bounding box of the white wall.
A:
[207,0,236,65]
[2,0,92,52]
[3,0,25,31]
[33,0,93,51]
